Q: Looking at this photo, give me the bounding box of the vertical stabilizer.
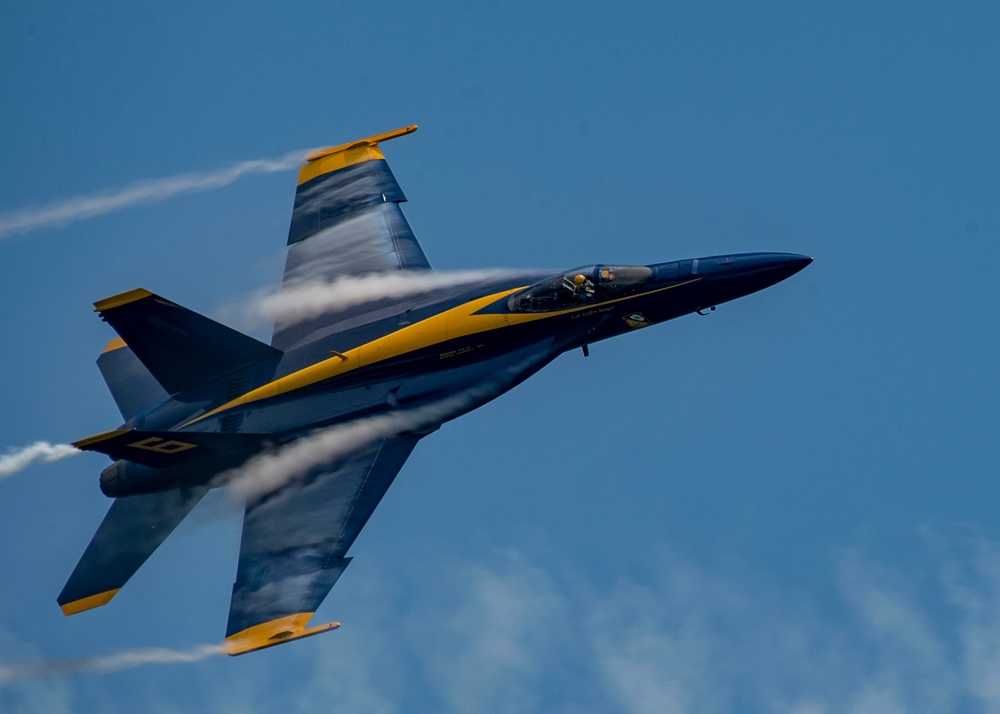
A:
[93,289,282,396]
[97,339,169,421]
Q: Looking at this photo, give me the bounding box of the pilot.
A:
[573,274,595,298]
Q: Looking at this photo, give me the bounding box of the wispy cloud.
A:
[6,531,1000,711]
[0,442,78,478]
[0,643,222,685]
[0,148,312,239]
[279,534,1000,713]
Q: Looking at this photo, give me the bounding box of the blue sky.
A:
[1,1,998,711]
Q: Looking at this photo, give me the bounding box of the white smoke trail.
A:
[254,269,530,327]
[224,338,555,502]
[225,391,483,501]
[0,442,79,478]
[0,147,314,239]
[0,643,223,685]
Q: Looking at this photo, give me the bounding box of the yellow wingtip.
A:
[298,125,418,185]
[305,125,418,162]
[60,588,120,616]
[224,613,341,656]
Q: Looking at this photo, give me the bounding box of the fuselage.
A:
[103,252,810,496]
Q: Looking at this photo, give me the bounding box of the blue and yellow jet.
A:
[60,126,811,655]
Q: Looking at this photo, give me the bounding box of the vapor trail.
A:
[0,643,223,685]
[255,269,529,326]
[225,391,482,501]
[0,442,79,478]
[0,147,313,239]
[222,339,554,501]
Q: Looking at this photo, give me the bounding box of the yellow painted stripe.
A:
[226,622,341,656]
[305,125,417,162]
[184,288,519,426]
[60,588,120,616]
[72,429,130,449]
[227,612,312,644]
[184,278,699,427]
[224,612,343,656]
[297,125,418,186]
[102,337,127,354]
[93,288,153,312]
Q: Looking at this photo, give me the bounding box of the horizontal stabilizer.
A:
[73,429,266,469]
[94,288,282,395]
[58,486,208,615]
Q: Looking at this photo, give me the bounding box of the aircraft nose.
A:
[678,252,812,307]
[723,253,812,296]
[729,252,813,280]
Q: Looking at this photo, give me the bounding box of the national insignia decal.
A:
[623,312,651,329]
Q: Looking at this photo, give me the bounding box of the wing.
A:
[58,487,208,615]
[271,125,432,352]
[223,434,421,655]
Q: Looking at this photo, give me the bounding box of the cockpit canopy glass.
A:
[507,265,654,313]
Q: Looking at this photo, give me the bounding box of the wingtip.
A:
[305,125,418,163]
[224,616,341,656]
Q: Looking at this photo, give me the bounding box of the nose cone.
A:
[731,252,812,283]
[729,253,812,272]
[686,252,812,306]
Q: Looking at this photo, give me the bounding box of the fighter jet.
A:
[60,125,811,655]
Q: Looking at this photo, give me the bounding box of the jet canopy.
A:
[507,265,654,313]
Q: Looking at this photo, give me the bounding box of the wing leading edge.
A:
[224,434,422,655]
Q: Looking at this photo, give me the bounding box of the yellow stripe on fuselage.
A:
[184,288,519,425]
[184,279,698,428]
